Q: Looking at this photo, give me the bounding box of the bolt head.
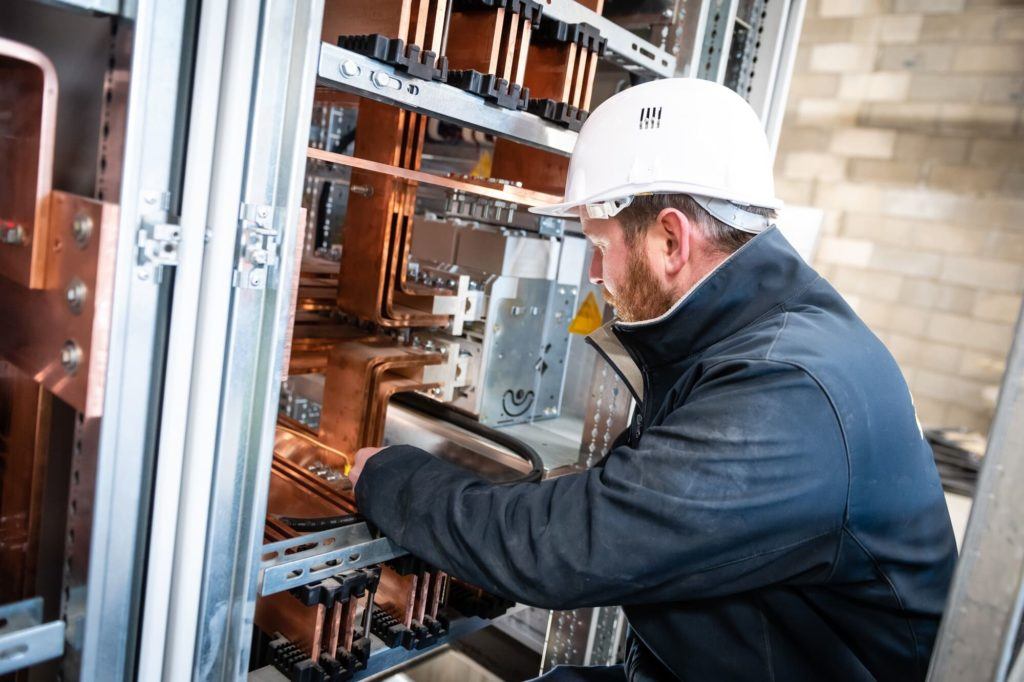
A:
[71,213,94,248]
[340,60,360,78]
[60,340,82,374]
[65,278,88,315]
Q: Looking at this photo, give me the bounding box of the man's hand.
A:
[348,446,386,489]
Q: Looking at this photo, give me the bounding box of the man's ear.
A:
[656,207,691,277]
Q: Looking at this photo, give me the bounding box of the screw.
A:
[60,340,82,374]
[249,270,264,287]
[340,60,360,78]
[372,71,393,89]
[350,184,374,197]
[71,213,93,249]
[65,278,88,315]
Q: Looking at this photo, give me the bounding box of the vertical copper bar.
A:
[512,19,532,86]
[569,42,589,108]
[580,47,600,111]
[428,572,447,619]
[327,601,344,657]
[427,0,449,53]
[342,597,359,652]
[498,9,520,82]
[414,570,430,624]
[335,101,447,327]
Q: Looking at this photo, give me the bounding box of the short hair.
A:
[615,194,777,254]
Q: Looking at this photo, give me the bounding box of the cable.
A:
[278,514,361,532]
[391,392,544,484]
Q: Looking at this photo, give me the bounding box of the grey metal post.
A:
[182,0,324,678]
[927,301,1024,680]
[79,0,195,679]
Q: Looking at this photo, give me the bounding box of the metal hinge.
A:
[135,218,181,283]
[234,203,284,290]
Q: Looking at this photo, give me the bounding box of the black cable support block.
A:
[336,34,449,82]
[447,70,530,111]
[526,98,589,131]
[269,634,327,682]
[533,18,607,55]
[371,609,415,649]
[451,0,544,27]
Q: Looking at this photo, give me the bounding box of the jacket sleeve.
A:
[355,358,848,610]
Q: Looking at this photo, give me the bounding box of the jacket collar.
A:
[588,228,818,388]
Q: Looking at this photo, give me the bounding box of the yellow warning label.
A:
[470,149,493,179]
[569,291,603,336]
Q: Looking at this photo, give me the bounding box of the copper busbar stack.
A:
[445,0,543,111]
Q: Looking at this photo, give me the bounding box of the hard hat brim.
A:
[529,181,784,219]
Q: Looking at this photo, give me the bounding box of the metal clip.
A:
[538,217,565,237]
[135,218,180,283]
[234,203,284,290]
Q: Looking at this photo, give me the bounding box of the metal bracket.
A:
[258,522,406,596]
[538,217,565,237]
[135,218,181,283]
[234,203,285,290]
[0,597,65,675]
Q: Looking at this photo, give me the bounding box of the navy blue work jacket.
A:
[356,227,958,680]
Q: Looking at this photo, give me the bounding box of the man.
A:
[350,79,957,680]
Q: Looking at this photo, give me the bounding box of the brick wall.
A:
[775,0,1024,433]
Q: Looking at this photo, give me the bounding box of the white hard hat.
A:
[530,78,782,230]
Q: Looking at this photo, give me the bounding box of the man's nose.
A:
[589,249,604,286]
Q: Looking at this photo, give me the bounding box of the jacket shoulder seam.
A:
[765,311,790,361]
